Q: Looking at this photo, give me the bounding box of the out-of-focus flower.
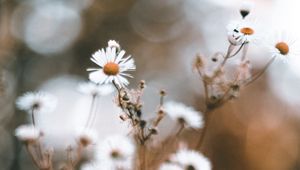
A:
[96,135,135,169]
[77,129,98,147]
[164,101,204,129]
[266,32,297,61]
[170,149,212,170]
[239,1,254,18]
[16,91,57,114]
[15,125,41,142]
[108,40,121,51]
[227,20,257,44]
[78,82,114,97]
[88,41,136,87]
[159,163,183,170]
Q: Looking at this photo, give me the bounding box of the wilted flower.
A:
[16,91,57,114]
[78,82,114,97]
[77,129,98,147]
[88,41,136,87]
[164,101,204,129]
[170,149,212,170]
[96,135,135,169]
[15,125,41,142]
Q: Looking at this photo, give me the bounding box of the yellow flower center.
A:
[275,42,289,55]
[103,62,119,75]
[240,27,254,35]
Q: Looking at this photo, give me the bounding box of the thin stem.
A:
[175,123,184,137]
[245,56,277,86]
[195,109,213,149]
[89,96,99,129]
[25,143,41,169]
[31,108,36,126]
[139,144,146,170]
[84,95,96,128]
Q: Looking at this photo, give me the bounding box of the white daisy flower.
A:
[96,135,135,169]
[16,91,57,114]
[78,82,114,97]
[164,101,204,129]
[159,163,183,170]
[15,124,41,142]
[77,129,98,147]
[227,19,257,45]
[87,41,136,87]
[108,40,120,50]
[170,149,212,170]
[265,32,298,61]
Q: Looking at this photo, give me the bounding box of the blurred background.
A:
[1,0,300,169]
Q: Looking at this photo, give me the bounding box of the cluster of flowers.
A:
[14,2,297,170]
[15,40,210,170]
[194,2,296,111]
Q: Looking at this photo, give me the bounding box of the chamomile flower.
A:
[77,129,98,147]
[265,32,297,61]
[87,41,136,88]
[227,19,257,45]
[15,124,41,142]
[159,163,183,170]
[164,101,204,129]
[170,149,212,170]
[96,135,135,169]
[78,82,114,97]
[16,91,57,114]
[239,1,254,18]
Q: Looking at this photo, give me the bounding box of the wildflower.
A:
[15,125,41,143]
[96,135,135,169]
[159,163,183,170]
[266,32,297,61]
[78,82,114,97]
[170,149,212,170]
[77,129,98,147]
[16,91,57,114]
[239,1,254,18]
[88,41,136,87]
[164,101,204,129]
[227,20,256,45]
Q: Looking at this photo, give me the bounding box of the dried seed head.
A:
[79,136,92,147]
[160,90,166,96]
[158,109,164,115]
[194,55,205,68]
[110,149,121,159]
[275,42,289,55]
[139,80,146,89]
[103,62,119,75]
[149,127,158,135]
[119,114,128,121]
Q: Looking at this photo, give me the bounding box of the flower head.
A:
[16,91,57,114]
[78,82,114,97]
[227,20,257,45]
[239,1,254,18]
[266,32,297,61]
[96,135,135,169]
[108,40,120,51]
[15,125,41,143]
[88,41,136,87]
[170,149,212,170]
[164,101,204,129]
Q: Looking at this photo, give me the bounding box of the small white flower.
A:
[159,163,183,170]
[78,82,114,97]
[87,41,136,87]
[108,40,120,50]
[81,163,99,170]
[227,19,257,45]
[77,129,98,147]
[15,124,41,142]
[164,101,204,129]
[170,149,212,170]
[96,135,135,169]
[16,91,57,114]
[265,32,298,61]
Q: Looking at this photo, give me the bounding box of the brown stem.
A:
[25,143,41,169]
[139,144,146,170]
[195,109,214,150]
